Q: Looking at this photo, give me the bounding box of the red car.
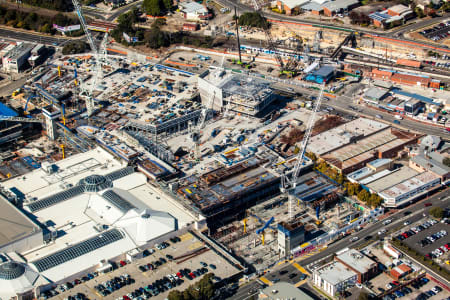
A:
[123,296,131,300]
[119,260,127,267]
[392,281,399,286]
[445,244,450,250]
[424,203,432,207]
[177,272,183,278]
[189,272,196,279]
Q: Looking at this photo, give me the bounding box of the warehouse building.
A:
[319,127,419,174]
[307,118,389,156]
[2,43,34,73]
[380,171,441,207]
[321,0,359,16]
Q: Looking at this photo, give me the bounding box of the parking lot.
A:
[369,273,450,300]
[420,21,450,41]
[44,232,241,300]
[398,220,450,258]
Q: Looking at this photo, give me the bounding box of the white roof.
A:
[0,261,47,299]
[280,0,310,9]
[31,230,137,282]
[180,1,208,13]
[308,118,389,155]
[315,261,356,285]
[116,209,175,244]
[1,147,125,200]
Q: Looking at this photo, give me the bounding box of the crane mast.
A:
[282,83,326,220]
[193,91,216,159]
[71,0,101,116]
[251,0,285,71]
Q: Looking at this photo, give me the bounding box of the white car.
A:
[350,236,359,242]
[378,229,387,235]
[383,219,392,225]
[404,221,410,226]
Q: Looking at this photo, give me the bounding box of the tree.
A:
[345,182,360,196]
[62,41,89,55]
[368,193,382,208]
[443,157,450,167]
[168,290,185,300]
[429,207,444,219]
[358,291,369,300]
[143,0,162,16]
[238,12,268,28]
[357,189,370,203]
[415,7,425,18]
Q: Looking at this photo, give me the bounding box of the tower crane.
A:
[281,83,326,220]
[71,0,102,116]
[250,0,299,76]
[192,91,215,160]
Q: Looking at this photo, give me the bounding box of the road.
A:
[0,28,63,45]
[230,188,449,299]
[277,82,449,139]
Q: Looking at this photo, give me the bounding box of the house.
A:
[179,1,211,20]
[183,23,199,31]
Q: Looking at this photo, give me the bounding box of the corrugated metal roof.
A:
[0,102,18,117]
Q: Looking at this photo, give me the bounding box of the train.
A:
[239,45,303,60]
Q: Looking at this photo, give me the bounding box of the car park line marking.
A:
[295,279,307,287]
[259,276,272,286]
[292,263,310,275]
[179,232,194,241]
[90,286,103,299]
[188,241,204,250]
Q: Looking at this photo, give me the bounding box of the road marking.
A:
[259,276,272,286]
[179,232,194,241]
[295,279,307,287]
[292,262,310,275]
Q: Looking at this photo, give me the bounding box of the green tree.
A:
[168,290,185,300]
[429,207,444,219]
[238,12,268,28]
[357,189,370,202]
[40,23,51,33]
[443,157,450,167]
[143,0,162,16]
[368,193,382,208]
[345,182,360,196]
[415,7,425,18]
[358,291,369,300]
